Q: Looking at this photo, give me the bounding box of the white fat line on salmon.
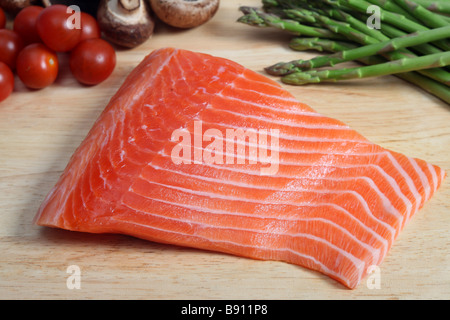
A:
[129,112,368,145]
[168,121,367,175]
[123,192,383,265]
[408,157,431,202]
[81,181,385,269]
[119,132,413,235]
[121,49,179,111]
[128,185,388,260]
[440,167,446,182]
[170,121,280,176]
[157,145,413,225]
[45,146,97,226]
[205,108,351,130]
[147,162,403,231]
[135,176,396,244]
[385,153,421,229]
[426,162,439,193]
[141,133,376,161]
[229,84,300,104]
[127,143,412,237]
[214,90,324,117]
[112,215,361,288]
[149,131,377,158]
[117,135,413,232]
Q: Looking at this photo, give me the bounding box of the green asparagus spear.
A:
[262,5,450,84]
[319,5,446,56]
[237,7,346,39]
[365,0,419,22]
[344,8,449,72]
[238,0,450,102]
[282,51,450,85]
[393,0,450,28]
[289,37,358,52]
[284,37,450,103]
[409,0,450,14]
[266,26,450,75]
[396,72,450,104]
[324,0,450,50]
[262,0,280,8]
[293,5,448,62]
[285,8,380,45]
[322,6,392,42]
[283,9,319,25]
[278,4,447,57]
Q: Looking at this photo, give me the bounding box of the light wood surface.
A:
[0,0,449,300]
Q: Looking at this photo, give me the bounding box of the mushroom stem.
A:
[119,0,140,11]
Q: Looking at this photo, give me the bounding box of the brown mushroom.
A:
[149,0,219,29]
[97,0,154,48]
[0,0,39,15]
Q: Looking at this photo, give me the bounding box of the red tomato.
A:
[13,6,44,45]
[36,4,81,52]
[0,29,25,70]
[69,39,116,86]
[16,43,59,89]
[0,7,6,29]
[79,12,101,42]
[0,61,14,103]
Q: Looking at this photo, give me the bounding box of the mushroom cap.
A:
[97,0,155,48]
[150,0,219,29]
[0,0,39,14]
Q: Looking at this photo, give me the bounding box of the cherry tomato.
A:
[36,4,81,52]
[16,43,59,89]
[0,61,14,103]
[0,29,25,70]
[13,6,44,45]
[79,12,101,42]
[0,7,6,29]
[69,39,116,86]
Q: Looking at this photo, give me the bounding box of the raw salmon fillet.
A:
[34,47,445,289]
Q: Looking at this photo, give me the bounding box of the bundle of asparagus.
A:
[238,0,450,104]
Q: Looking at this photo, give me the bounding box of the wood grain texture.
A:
[0,0,449,299]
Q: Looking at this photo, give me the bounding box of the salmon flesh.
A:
[34,48,445,289]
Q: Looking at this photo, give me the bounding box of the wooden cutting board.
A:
[0,0,449,300]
